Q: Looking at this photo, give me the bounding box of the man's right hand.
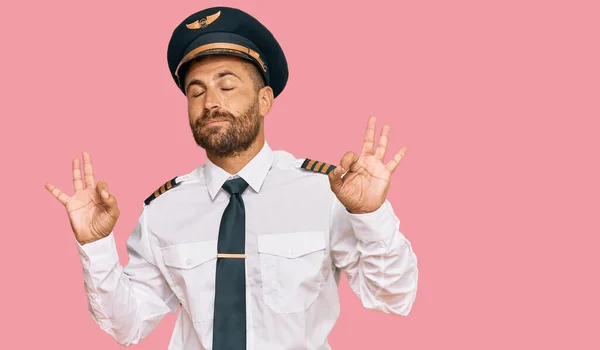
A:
[45,152,120,245]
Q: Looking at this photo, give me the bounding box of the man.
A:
[45,6,418,350]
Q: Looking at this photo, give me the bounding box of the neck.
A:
[206,135,265,175]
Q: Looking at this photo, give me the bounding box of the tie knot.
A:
[222,177,249,195]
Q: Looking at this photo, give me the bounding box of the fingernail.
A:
[102,190,109,198]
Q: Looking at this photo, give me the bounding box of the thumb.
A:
[328,165,346,193]
[96,181,118,210]
[96,181,110,201]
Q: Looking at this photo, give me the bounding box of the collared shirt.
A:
[76,142,419,350]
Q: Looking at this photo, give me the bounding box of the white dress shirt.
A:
[76,141,419,349]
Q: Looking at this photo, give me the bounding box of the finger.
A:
[45,182,70,206]
[340,151,358,172]
[82,152,95,188]
[72,157,84,192]
[374,125,390,160]
[96,180,110,200]
[328,164,345,193]
[385,146,408,173]
[361,116,377,156]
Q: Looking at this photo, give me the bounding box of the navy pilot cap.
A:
[167,7,289,98]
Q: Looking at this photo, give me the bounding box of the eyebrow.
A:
[216,71,242,81]
[186,70,243,92]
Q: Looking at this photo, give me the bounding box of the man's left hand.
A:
[328,116,407,214]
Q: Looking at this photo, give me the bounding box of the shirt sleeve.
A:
[329,196,418,316]
[76,207,179,345]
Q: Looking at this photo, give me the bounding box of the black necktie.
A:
[212,177,249,350]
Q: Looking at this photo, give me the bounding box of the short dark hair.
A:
[242,60,266,93]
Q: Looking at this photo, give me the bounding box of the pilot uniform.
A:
[76,6,418,350]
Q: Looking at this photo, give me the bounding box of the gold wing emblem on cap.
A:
[186,10,221,30]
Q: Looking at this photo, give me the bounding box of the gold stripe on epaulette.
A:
[300,158,336,175]
[144,177,181,206]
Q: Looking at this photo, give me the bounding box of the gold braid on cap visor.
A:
[175,42,268,87]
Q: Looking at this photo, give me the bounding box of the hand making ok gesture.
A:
[329,117,407,214]
[45,152,120,245]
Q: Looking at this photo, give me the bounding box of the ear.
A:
[258,86,274,117]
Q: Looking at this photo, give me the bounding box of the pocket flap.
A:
[161,240,217,269]
[257,231,326,258]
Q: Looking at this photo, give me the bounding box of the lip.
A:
[202,119,230,126]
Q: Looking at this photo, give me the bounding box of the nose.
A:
[204,87,221,111]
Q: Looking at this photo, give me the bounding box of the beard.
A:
[190,100,261,157]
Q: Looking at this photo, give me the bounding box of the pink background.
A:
[1,0,599,348]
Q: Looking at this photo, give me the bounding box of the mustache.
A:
[196,110,235,126]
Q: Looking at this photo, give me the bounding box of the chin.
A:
[205,123,232,134]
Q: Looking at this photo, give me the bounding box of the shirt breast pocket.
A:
[161,240,217,323]
[257,230,327,314]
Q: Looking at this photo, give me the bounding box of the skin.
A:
[44,54,408,245]
[184,55,273,175]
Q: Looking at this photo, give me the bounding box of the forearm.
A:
[332,199,419,315]
[78,233,177,345]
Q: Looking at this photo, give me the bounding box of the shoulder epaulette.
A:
[144,176,181,206]
[300,158,336,174]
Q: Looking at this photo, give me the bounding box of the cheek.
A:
[226,90,253,111]
[187,99,203,118]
